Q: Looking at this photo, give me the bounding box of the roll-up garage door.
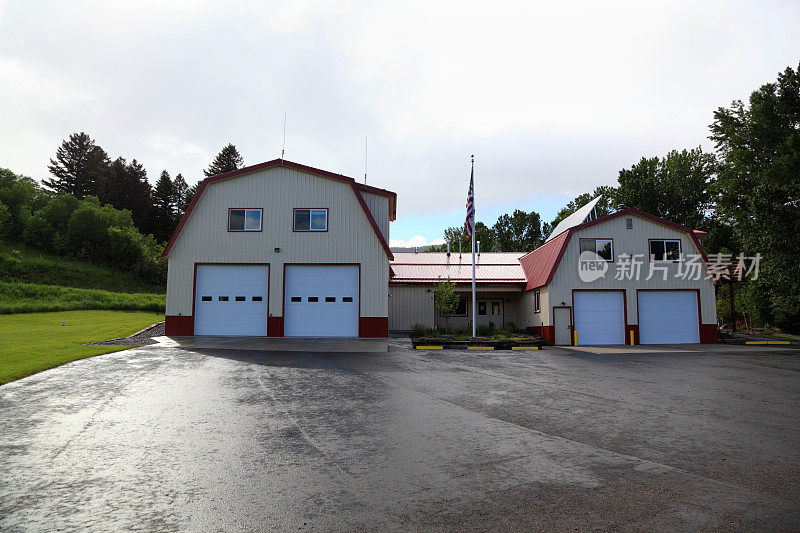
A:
[638,290,700,344]
[194,265,269,336]
[284,265,359,337]
[573,291,625,345]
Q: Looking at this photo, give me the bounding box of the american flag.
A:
[465,157,475,236]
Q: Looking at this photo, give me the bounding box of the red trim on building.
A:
[527,325,556,345]
[699,324,718,344]
[359,317,389,338]
[165,315,193,336]
[161,159,396,259]
[267,317,284,337]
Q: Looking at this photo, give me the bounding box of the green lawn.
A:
[0,310,163,384]
[0,282,164,314]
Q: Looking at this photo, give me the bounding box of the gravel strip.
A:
[90,321,165,346]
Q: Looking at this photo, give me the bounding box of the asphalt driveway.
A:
[1,341,799,531]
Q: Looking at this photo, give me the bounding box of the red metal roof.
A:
[518,232,570,290]
[390,252,526,283]
[161,159,396,259]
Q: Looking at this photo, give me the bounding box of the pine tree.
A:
[204,144,244,177]
[152,170,176,243]
[44,132,109,198]
[102,157,153,235]
[172,173,189,215]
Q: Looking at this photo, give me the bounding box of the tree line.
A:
[0,142,246,285]
[437,62,799,333]
[44,135,245,243]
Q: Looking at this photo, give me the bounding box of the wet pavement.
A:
[1,341,799,531]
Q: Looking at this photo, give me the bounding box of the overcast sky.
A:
[1,1,798,247]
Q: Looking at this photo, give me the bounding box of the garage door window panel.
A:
[228,208,262,231]
[580,238,613,261]
[650,239,681,261]
[294,208,328,231]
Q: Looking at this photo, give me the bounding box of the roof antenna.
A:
[364,136,368,185]
[280,111,287,164]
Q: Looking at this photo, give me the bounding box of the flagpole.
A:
[471,155,476,339]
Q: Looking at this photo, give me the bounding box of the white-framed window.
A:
[228,208,262,231]
[533,290,540,313]
[294,208,328,231]
[579,238,613,261]
[649,239,681,261]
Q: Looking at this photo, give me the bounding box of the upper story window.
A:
[228,208,262,232]
[294,208,328,232]
[580,238,613,261]
[650,239,681,261]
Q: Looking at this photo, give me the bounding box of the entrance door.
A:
[476,299,503,328]
[554,307,572,345]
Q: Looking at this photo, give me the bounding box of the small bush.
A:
[410,323,427,337]
[106,226,145,269]
[23,214,54,250]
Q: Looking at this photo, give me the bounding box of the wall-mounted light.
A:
[274,247,281,253]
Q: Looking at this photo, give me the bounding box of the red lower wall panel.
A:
[699,324,718,344]
[625,325,640,345]
[359,317,388,338]
[267,317,284,337]
[165,315,193,336]
[527,325,555,345]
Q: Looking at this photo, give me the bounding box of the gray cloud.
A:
[1,0,798,224]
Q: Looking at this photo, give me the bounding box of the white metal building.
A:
[162,159,396,338]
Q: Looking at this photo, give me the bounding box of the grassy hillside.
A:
[0,242,164,293]
[0,282,164,314]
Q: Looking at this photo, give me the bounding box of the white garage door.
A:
[638,291,700,344]
[194,265,269,336]
[573,291,625,345]
[284,265,359,337]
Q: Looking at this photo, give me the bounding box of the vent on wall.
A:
[626,218,633,229]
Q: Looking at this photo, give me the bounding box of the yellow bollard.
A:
[573,330,578,346]
[630,330,635,345]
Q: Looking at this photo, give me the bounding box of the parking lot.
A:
[1,341,798,531]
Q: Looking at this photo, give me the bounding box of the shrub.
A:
[410,323,427,337]
[0,202,9,238]
[106,226,145,269]
[22,214,54,250]
[40,194,79,229]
